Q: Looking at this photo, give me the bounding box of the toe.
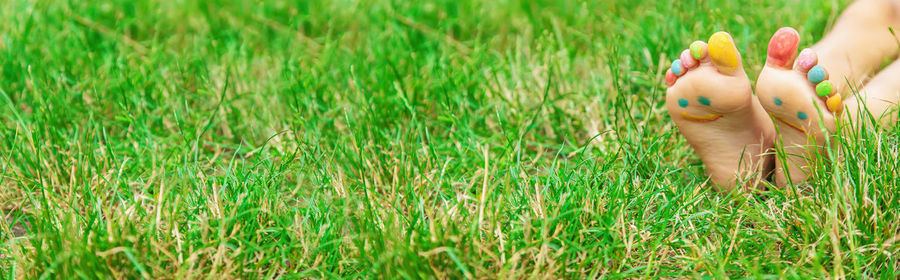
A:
[816,80,834,97]
[808,65,828,84]
[797,48,818,72]
[707,32,742,74]
[766,27,800,69]
[671,59,685,76]
[690,41,708,60]
[797,49,838,104]
[666,69,676,87]
[826,94,843,114]
[680,49,698,69]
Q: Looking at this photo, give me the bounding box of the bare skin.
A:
[665,32,775,191]
[845,60,900,126]
[667,0,900,189]
[756,0,900,186]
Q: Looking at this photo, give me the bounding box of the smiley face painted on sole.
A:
[666,32,753,126]
[675,96,723,123]
[766,95,811,133]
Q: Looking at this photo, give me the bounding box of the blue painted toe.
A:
[808,65,826,84]
[672,59,683,75]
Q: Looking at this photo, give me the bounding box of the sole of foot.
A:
[666,31,775,191]
[756,27,843,187]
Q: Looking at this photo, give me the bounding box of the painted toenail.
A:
[797,111,807,120]
[827,94,843,113]
[766,27,800,68]
[774,97,783,106]
[690,41,706,59]
[698,96,711,106]
[816,81,833,97]
[808,65,826,84]
[680,50,696,68]
[672,59,683,75]
[678,98,689,108]
[708,32,739,73]
[797,48,817,71]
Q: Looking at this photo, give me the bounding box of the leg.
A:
[813,0,900,93]
[845,59,900,126]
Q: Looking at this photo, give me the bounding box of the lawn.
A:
[1,0,898,278]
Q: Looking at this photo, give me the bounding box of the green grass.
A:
[0,0,898,278]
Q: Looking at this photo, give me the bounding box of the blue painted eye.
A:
[774,97,783,106]
[797,111,807,120]
[678,98,689,108]
[698,97,711,106]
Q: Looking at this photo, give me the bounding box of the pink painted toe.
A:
[680,49,697,69]
[766,27,800,68]
[797,48,818,72]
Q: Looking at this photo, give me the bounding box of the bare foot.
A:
[754,0,900,187]
[756,28,842,187]
[666,32,775,191]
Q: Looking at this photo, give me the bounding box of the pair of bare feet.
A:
[666,0,900,190]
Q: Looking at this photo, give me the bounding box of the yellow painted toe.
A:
[708,32,740,74]
[827,94,842,114]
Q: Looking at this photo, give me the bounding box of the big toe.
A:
[707,32,743,75]
[766,27,800,69]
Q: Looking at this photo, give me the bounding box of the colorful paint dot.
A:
[816,81,833,97]
[797,111,807,120]
[680,50,696,68]
[808,65,826,84]
[678,98,689,108]
[797,48,817,70]
[774,97,783,106]
[690,41,706,59]
[671,59,683,75]
[708,32,739,73]
[698,96,711,106]
[766,27,800,68]
[827,94,842,113]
